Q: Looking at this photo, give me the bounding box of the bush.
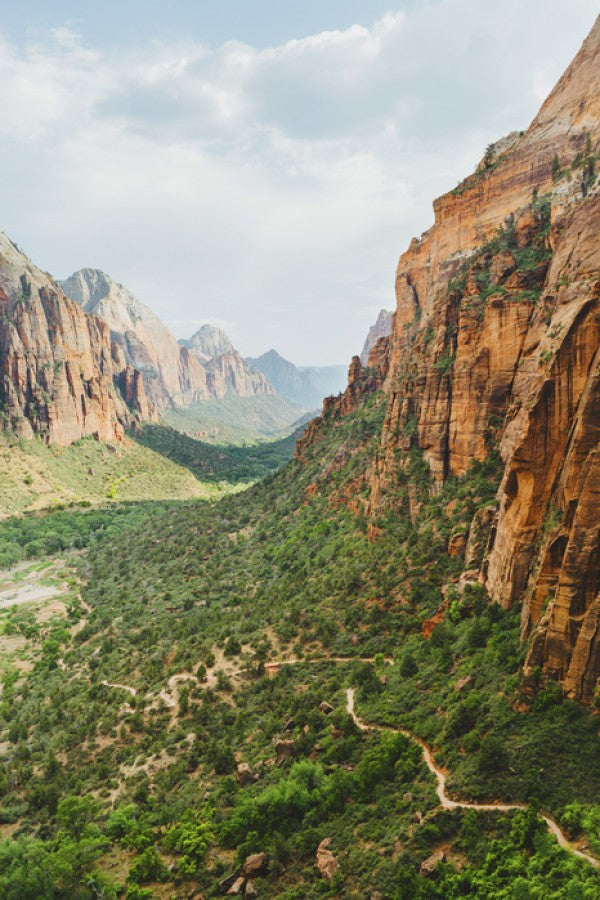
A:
[128,847,167,884]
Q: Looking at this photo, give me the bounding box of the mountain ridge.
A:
[60,269,275,408]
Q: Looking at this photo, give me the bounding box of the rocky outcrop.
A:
[60,269,274,408]
[420,850,445,877]
[241,853,268,878]
[0,234,151,445]
[315,838,339,881]
[236,762,259,786]
[297,17,600,702]
[294,344,390,460]
[360,309,393,366]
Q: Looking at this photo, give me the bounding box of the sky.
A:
[0,2,597,365]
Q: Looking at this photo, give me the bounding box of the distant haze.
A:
[0,1,597,364]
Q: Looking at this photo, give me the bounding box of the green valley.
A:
[0,10,598,898]
[0,391,597,897]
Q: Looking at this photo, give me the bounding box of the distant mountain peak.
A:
[60,270,274,406]
[247,349,346,410]
[180,324,235,360]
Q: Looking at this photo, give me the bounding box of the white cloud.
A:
[0,1,597,363]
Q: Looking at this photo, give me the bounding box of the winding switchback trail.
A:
[87,657,599,869]
[346,688,599,869]
[100,680,137,697]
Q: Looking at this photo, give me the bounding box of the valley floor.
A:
[0,396,598,897]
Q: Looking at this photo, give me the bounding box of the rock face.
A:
[360,309,393,366]
[0,234,151,445]
[297,17,600,703]
[60,270,274,408]
[201,347,273,400]
[295,345,390,461]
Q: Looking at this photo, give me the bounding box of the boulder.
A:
[236,762,259,786]
[226,877,246,895]
[242,852,268,878]
[219,873,240,894]
[420,850,445,876]
[319,701,334,714]
[316,838,339,882]
[274,739,296,766]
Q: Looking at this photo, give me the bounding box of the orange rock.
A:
[321,17,600,702]
[0,236,155,445]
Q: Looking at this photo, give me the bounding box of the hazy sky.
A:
[0,1,597,364]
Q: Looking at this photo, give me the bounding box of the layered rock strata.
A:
[0,234,152,445]
[297,17,600,702]
[60,270,273,408]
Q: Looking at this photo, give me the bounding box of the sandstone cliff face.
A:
[298,17,600,702]
[61,271,274,408]
[203,351,273,399]
[295,345,390,461]
[182,326,274,400]
[60,269,211,407]
[0,236,151,445]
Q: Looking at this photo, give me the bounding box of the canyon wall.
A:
[0,234,152,445]
[60,271,274,408]
[299,17,600,702]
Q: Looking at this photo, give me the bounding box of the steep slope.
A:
[60,269,211,407]
[360,308,393,365]
[299,16,600,703]
[0,433,217,514]
[0,235,151,446]
[3,366,598,895]
[161,393,305,443]
[60,270,274,407]
[1,19,599,899]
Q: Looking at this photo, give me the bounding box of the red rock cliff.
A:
[0,232,153,445]
[299,17,600,702]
